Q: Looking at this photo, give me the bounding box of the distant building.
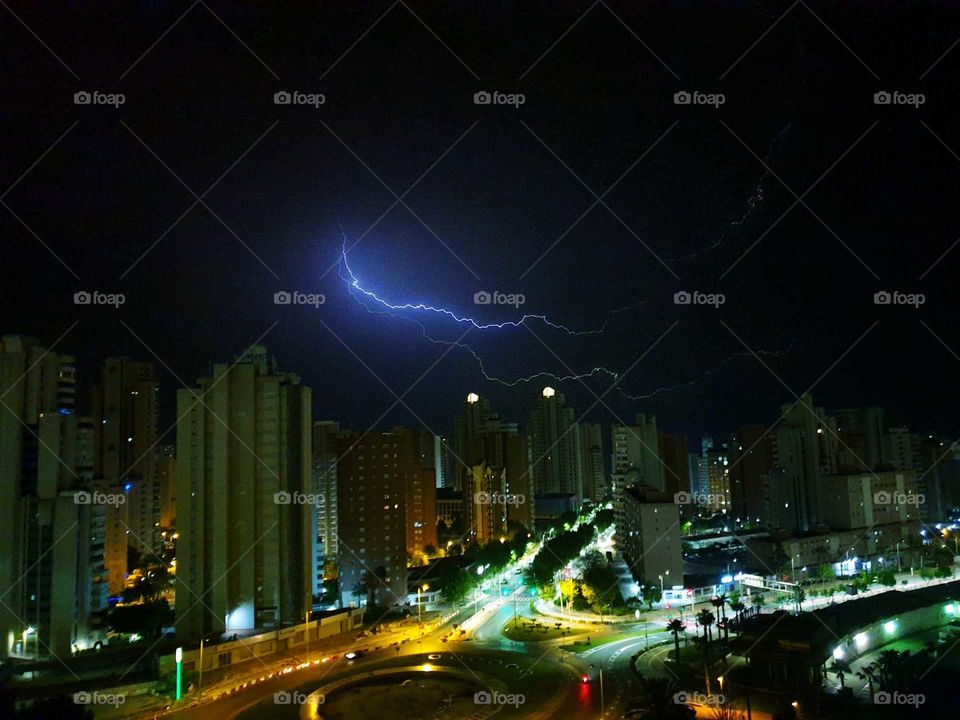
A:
[175,346,312,638]
[312,420,340,593]
[0,336,107,658]
[336,427,437,608]
[615,487,682,585]
[611,414,662,495]
[761,394,837,532]
[728,426,775,526]
[706,445,731,513]
[833,406,886,471]
[529,387,582,502]
[657,432,690,500]
[579,423,606,501]
[92,358,160,590]
[818,470,921,530]
[156,444,176,529]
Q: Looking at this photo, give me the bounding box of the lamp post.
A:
[175,647,183,701]
[417,584,429,624]
[305,610,311,659]
[197,638,204,700]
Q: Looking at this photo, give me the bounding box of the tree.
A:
[729,601,746,624]
[640,582,661,610]
[423,544,437,558]
[857,662,879,696]
[696,609,715,644]
[666,619,685,660]
[793,587,805,612]
[437,564,477,604]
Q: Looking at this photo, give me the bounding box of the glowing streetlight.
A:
[175,647,183,700]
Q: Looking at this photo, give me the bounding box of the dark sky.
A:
[2,1,959,444]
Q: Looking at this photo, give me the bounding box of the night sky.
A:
[3,2,959,443]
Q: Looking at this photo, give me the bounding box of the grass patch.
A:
[502,619,579,642]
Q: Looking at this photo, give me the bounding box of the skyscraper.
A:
[611,413,663,495]
[763,394,837,532]
[175,346,312,638]
[452,392,491,491]
[579,423,606,501]
[728,426,775,526]
[337,428,416,606]
[312,420,340,595]
[528,387,582,504]
[92,357,160,591]
[0,336,107,658]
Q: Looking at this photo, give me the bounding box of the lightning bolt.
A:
[339,236,606,335]
[337,234,793,397]
[669,124,793,262]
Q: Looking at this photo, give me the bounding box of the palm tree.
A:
[729,600,746,624]
[696,609,716,643]
[877,649,904,691]
[829,659,850,690]
[666,619,685,660]
[857,662,879,697]
[711,594,728,622]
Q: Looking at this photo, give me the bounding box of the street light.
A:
[417,584,430,624]
[175,647,183,700]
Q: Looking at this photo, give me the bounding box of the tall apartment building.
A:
[611,414,663,495]
[706,445,731,513]
[657,433,690,500]
[528,387,582,506]
[615,486,682,584]
[728,426,775,526]
[92,358,160,590]
[175,346,312,638]
[452,392,491,491]
[579,423,605,501]
[887,427,958,521]
[336,427,437,607]
[762,394,837,532]
[833,406,886,472]
[156,444,176,529]
[0,336,107,658]
[818,470,921,530]
[312,420,340,594]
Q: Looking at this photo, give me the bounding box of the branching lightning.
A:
[669,124,793,262]
[339,237,606,335]
[337,233,793,398]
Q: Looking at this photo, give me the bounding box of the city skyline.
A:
[4,3,960,719]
